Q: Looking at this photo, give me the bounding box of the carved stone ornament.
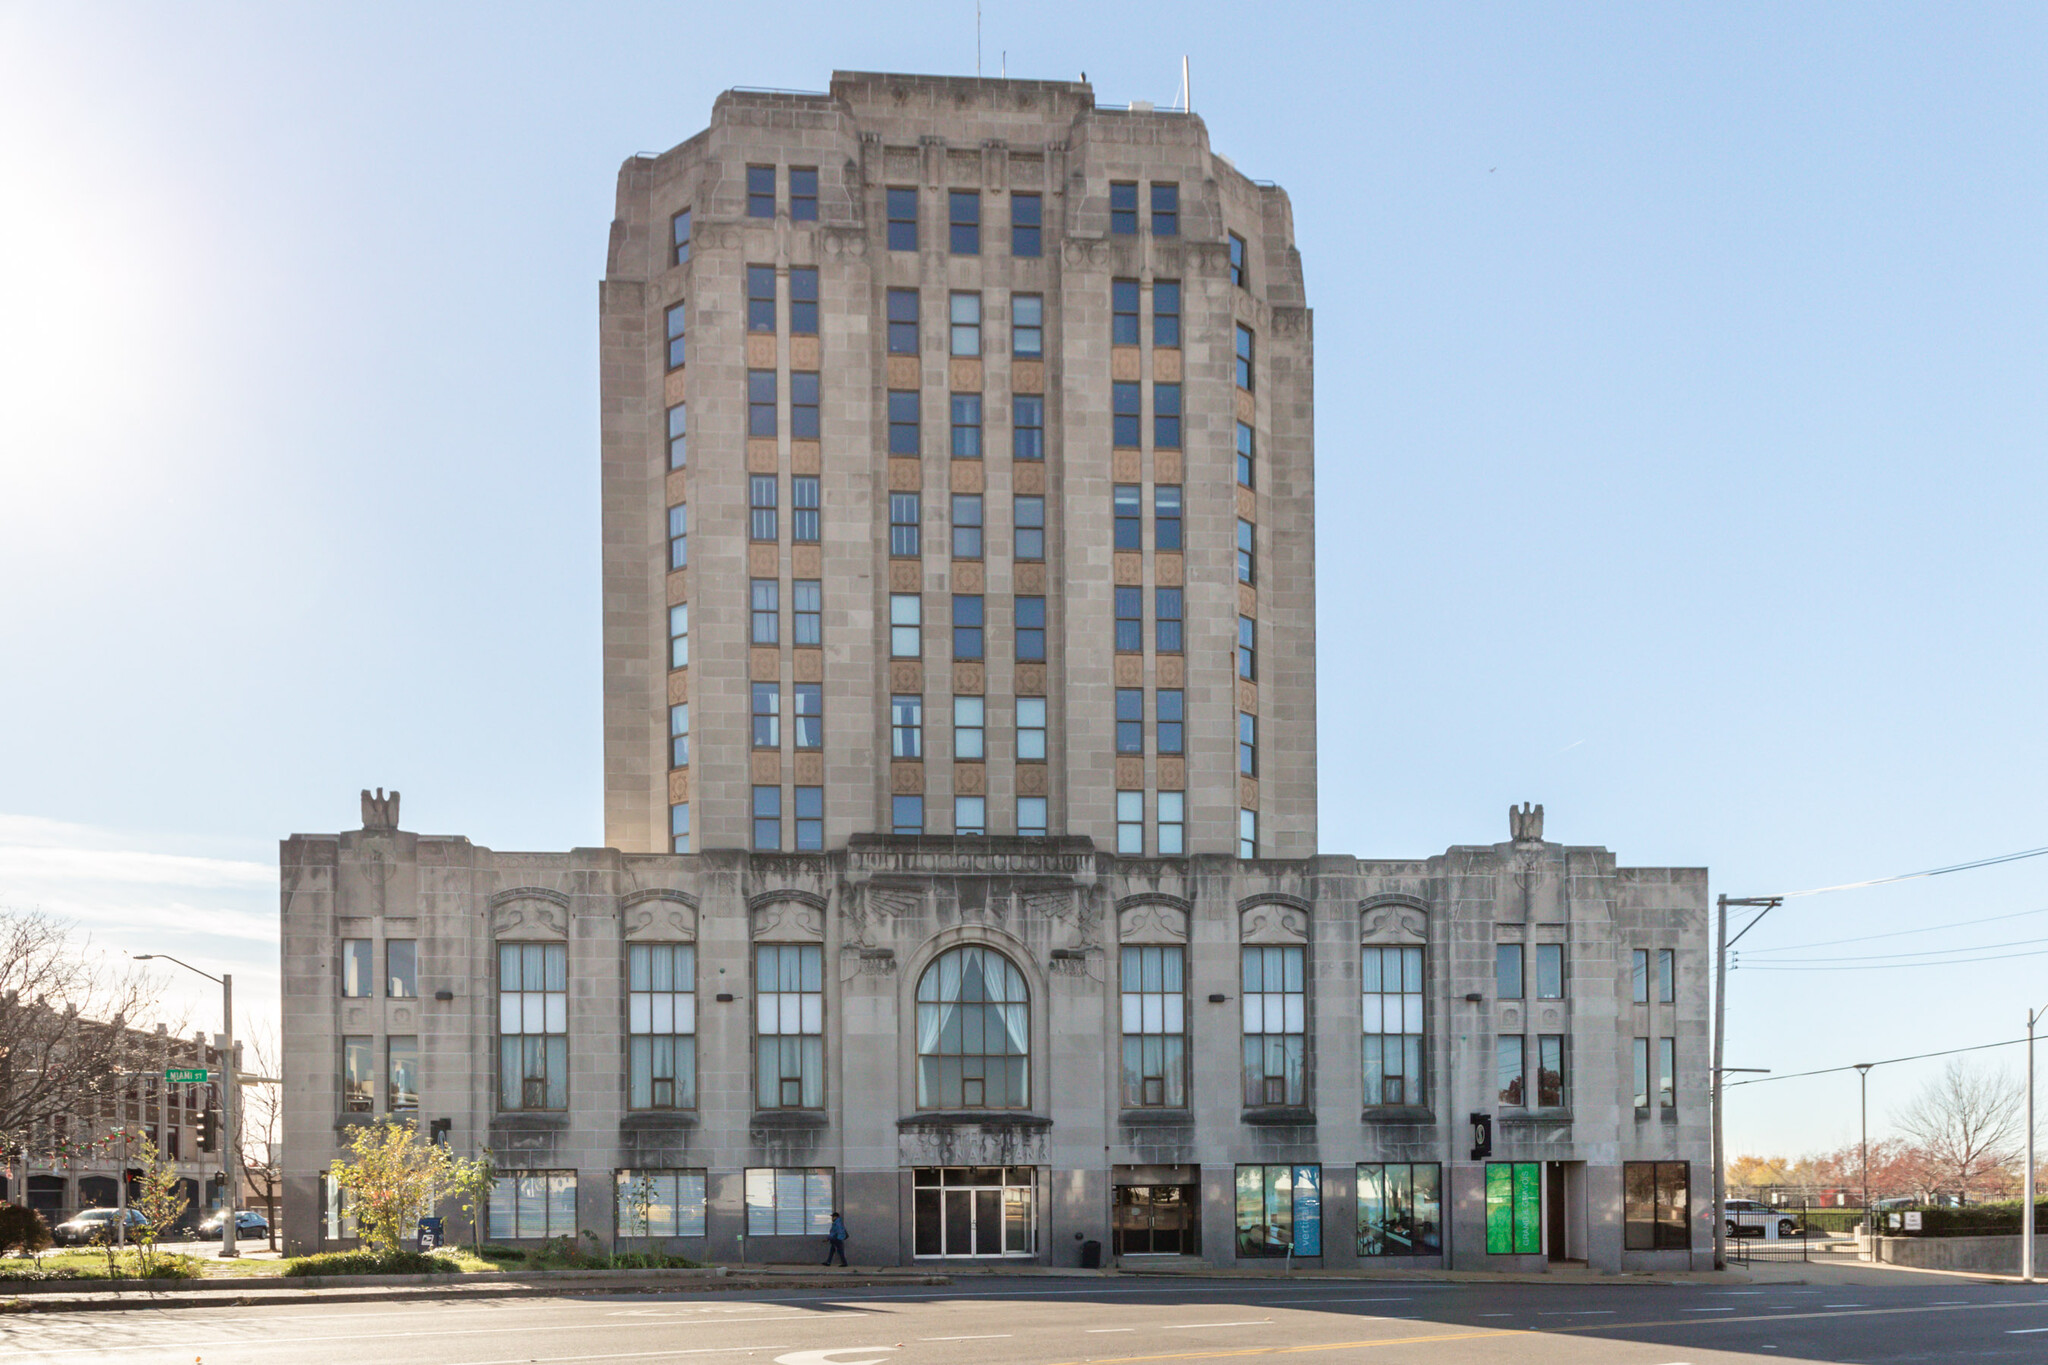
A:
[1117,895,1190,944]
[1510,802,1545,843]
[360,787,400,831]
[488,887,569,939]
[623,889,699,942]
[1360,898,1428,946]
[749,890,826,943]
[1239,895,1310,945]
[1029,888,1102,951]
[847,884,924,947]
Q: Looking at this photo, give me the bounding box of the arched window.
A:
[915,946,1030,1109]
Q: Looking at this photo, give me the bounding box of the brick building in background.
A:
[282,72,1710,1271]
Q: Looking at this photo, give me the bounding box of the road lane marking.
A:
[1087,1328,1138,1333]
[458,1349,798,1365]
[1681,1307,1735,1312]
[1264,1296,1413,1305]
[1160,1320,1273,1329]
[920,1335,1011,1341]
[1021,1329,1528,1364]
[2010,1327,2048,1334]
[774,1351,901,1365]
[1536,1310,1615,1315]
[1823,1303,1865,1308]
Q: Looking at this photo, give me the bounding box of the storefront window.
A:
[1624,1161,1690,1250]
[1356,1163,1441,1256]
[912,1167,1035,1257]
[1233,1164,1320,1258]
[1484,1161,1541,1254]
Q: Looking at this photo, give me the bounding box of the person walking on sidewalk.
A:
[823,1211,849,1266]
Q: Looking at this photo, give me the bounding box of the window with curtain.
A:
[756,944,823,1108]
[1120,945,1185,1108]
[615,1168,706,1240]
[490,1171,577,1241]
[1362,945,1423,1107]
[1241,944,1305,1106]
[628,942,695,1110]
[916,945,1030,1109]
[498,942,567,1110]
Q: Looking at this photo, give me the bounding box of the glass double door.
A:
[1114,1184,1200,1256]
[912,1167,1035,1258]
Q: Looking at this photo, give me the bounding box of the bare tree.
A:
[1892,1059,2025,1205]
[0,908,163,1154]
[236,1028,282,1250]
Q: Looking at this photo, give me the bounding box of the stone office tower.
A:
[600,72,1314,859]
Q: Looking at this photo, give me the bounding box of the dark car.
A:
[197,1210,269,1237]
[51,1207,149,1246]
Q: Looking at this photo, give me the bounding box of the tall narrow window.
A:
[752,785,781,850]
[1109,181,1138,235]
[1237,519,1255,583]
[749,475,777,540]
[1241,945,1305,1106]
[750,579,779,645]
[887,288,919,353]
[1017,796,1048,837]
[1535,943,1565,1000]
[668,504,688,569]
[1015,596,1046,662]
[1011,192,1042,256]
[1155,485,1183,549]
[668,602,688,669]
[950,394,982,457]
[1016,696,1046,760]
[1485,1162,1542,1255]
[1238,616,1257,679]
[1150,182,1179,235]
[1115,587,1143,652]
[498,943,567,1111]
[886,186,917,250]
[1538,1034,1566,1108]
[890,594,921,657]
[792,580,821,646]
[1012,294,1042,357]
[1239,809,1257,859]
[1012,395,1043,459]
[747,370,777,437]
[794,787,823,851]
[1157,791,1185,854]
[628,942,696,1110]
[671,208,691,265]
[891,694,924,759]
[791,476,819,541]
[954,795,986,835]
[750,683,779,748]
[1115,689,1144,754]
[1632,1037,1650,1110]
[892,794,924,834]
[1239,712,1257,776]
[889,390,920,455]
[790,372,819,438]
[1153,383,1183,449]
[342,938,372,997]
[667,402,687,469]
[1117,791,1143,854]
[1153,280,1180,347]
[1363,945,1424,1106]
[1156,588,1183,653]
[788,268,819,335]
[669,702,689,768]
[793,683,822,750]
[1236,420,1255,486]
[1497,944,1524,999]
[1120,945,1186,1107]
[1111,279,1140,345]
[387,940,418,998]
[950,494,983,558]
[343,1036,374,1113]
[890,492,921,557]
[952,594,984,660]
[746,265,776,332]
[388,1036,418,1112]
[1157,689,1184,754]
[665,302,686,369]
[1631,949,1650,1004]
[756,944,823,1108]
[1235,324,1255,390]
[1659,1037,1676,1109]
[953,696,985,760]
[949,292,981,356]
[948,189,980,254]
[1113,484,1142,548]
[916,946,1029,1108]
[1657,949,1675,1003]
[670,802,689,854]
[1229,231,1246,287]
[789,167,818,221]
[746,165,775,218]
[1014,496,1045,560]
[1497,1035,1526,1107]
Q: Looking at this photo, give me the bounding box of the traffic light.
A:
[198,1108,218,1153]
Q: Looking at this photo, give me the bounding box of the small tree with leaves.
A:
[127,1136,191,1276]
[0,1203,51,1265]
[449,1146,498,1252]
[328,1120,456,1256]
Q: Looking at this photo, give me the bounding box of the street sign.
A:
[1904,1210,1923,1231]
[165,1068,209,1083]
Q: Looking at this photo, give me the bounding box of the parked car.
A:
[197,1210,269,1237]
[1724,1199,1799,1239]
[51,1207,150,1246]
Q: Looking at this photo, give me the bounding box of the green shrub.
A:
[131,1253,202,1280]
[0,1206,51,1258]
[1877,1200,2047,1237]
[478,1244,526,1262]
[282,1249,464,1277]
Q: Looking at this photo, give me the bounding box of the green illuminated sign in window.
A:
[1485,1161,1541,1255]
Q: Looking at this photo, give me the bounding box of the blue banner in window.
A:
[1292,1165,1321,1256]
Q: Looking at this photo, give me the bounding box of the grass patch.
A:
[0,1250,203,1281]
[281,1249,465,1278]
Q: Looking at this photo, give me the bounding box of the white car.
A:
[1724,1199,1798,1238]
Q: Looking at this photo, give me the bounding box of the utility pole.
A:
[2026,1003,2042,1283]
[1855,1063,1873,1257]
[133,955,238,1256]
[1713,894,1781,1271]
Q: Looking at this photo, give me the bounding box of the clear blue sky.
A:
[2,2,2043,1158]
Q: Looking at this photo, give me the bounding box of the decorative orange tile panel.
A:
[1154,451,1183,483]
[667,670,689,705]
[789,335,821,369]
[1157,756,1186,790]
[1117,756,1146,790]
[1152,348,1182,383]
[794,647,823,683]
[890,457,923,491]
[794,753,824,785]
[1154,656,1184,688]
[746,333,778,368]
[666,468,688,504]
[1236,388,1255,423]
[889,560,921,592]
[668,769,689,803]
[790,440,821,475]
[949,357,983,391]
[1114,551,1143,585]
[664,367,687,406]
[1016,763,1048,795]
[1114,655,1143,686]
[1240,776,1260,809]
[748,543,780,576]
[1012,360,1044,394]
[792,545,822,577]
[1155,553,1184,587]
[952,561,984,593]
[1110,347,1141,382]
[891,761,925,794]
[747,438,780,473]
[667,570,687,606]
[1239,583,1257,616]
[1237,485,1256,519]
[890,660,924,692]
[1016,664,1046,695]
[1015,562,1046,594]
[751,647,782,681]
[953,661,985,694]
[1013,462,1045,494]
[953,762,986,795]
[1238,678,1258,713]
[1112,449,1141,480]
[888,355,922,389]
[752,751,783,784]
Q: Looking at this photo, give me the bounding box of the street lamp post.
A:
[1855,1063,1873,1257]
[133,955,237,1257]
[2026,1003,2043,1283]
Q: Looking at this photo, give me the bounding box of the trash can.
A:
[1080,1239,1102,1269]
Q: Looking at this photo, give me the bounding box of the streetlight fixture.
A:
[1713,894,1783,1271]
[132,954,238,1258]
[1855,1063,1874,1255]
[2026,1003,2045,1283]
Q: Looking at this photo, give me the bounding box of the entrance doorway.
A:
[1545,1162,1587,1263]
[1113,1165,1200,1257]
[911,1167,1036,1258]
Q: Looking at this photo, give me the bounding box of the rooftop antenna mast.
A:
[1180,55,1191,112]
[976,1,982,78]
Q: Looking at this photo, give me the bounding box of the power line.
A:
[1737,903,2048,955]
[1739,931,2048,965]
[1725,1035,2029,1087]
[1776,844,2048,899]
[1740,945,2048,971]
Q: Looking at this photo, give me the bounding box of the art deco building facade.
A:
[600,72,1315,861]
[281,73,1711,1274]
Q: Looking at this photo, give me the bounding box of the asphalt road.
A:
[2,1275,2046,1365]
